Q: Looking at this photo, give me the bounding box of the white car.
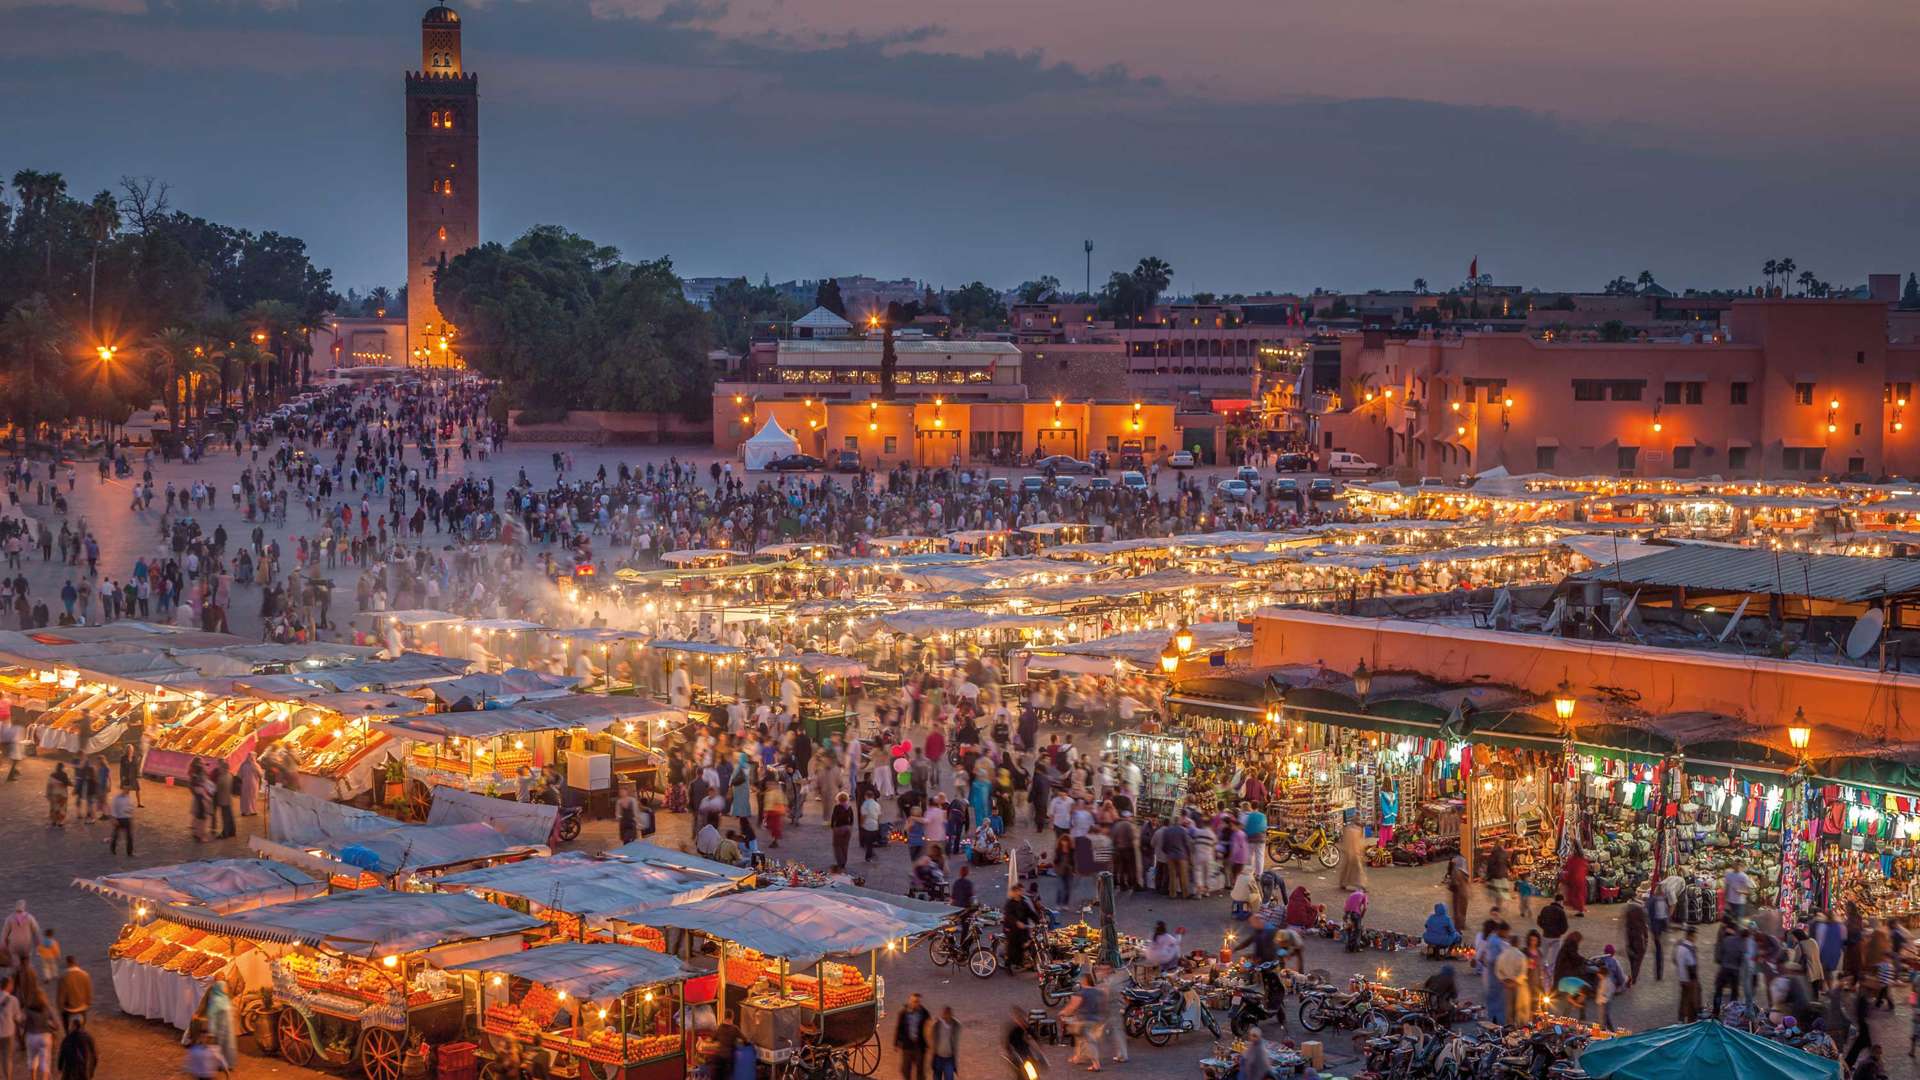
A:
[1326,451,1381,476]
[1216,479,1253,501]
[1167,450,1197,469]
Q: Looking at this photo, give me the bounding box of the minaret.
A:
[404,4,478,367]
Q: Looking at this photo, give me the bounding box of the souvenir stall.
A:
[81,859,323,1030]
[631,886,949,1074]
[216,889,544,1080]
[145,695,291,781]
[1106,731,1188,817]
[1809,780,1920,920]
[450,942,692,1080]
[1465,743,1559,887]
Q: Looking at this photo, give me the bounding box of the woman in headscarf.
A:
[1336,821,1368,891]
[1551,930,1592,1018]
[1423,902,1461,956]
[200,979,236,1071]
[1285,886,1316,929]
[235,752,262,817]
[1559,850,1590,917]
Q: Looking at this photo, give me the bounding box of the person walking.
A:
[106,787,133,857]
[20,992,51,1080]
[0,973,21,1080]
[1676,926,1701,1022]
[929,1005,959,1080]
[211,761,235,839]
[116,745,141,809]
[199,980,237,1074]
[236,753,261,817]
[830,792,854,870]
[2,903,41,974]
[52,1014,91,1080]
[43,766,68,828]
[1623,900,1649,985]
[892,992,930,1080]
[615,785,641,846]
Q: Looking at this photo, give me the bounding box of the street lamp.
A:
[1352,659,1372,703]
[1787,708,1812,757]
[1173,622,1195,654]
[1158,640,1180,675]
[1553,681,1576,723]
[95,345,116,364]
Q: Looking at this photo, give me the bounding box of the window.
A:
[1143,436,1157,451]
[1730,382,1749,405]
[843,437,858,451]
[1783,447,1824,471]
[1850,456,1866,473]
[1535,446,1558,471]
[1662,382,1701,404]
[1855,423,1863,436]
[1794,383,1815,405]
[1617,446,1638,472]
[883,436,898,454]
[1902,382,1914,404]
[1107,436,1120,452]
[1573,380,1605,402]
[1683,382,1703,404]
[1673,446,1694,469]
[1858,351,1867,364]
[1728,447,1749,470]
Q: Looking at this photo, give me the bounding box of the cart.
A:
[451,942,691,1080]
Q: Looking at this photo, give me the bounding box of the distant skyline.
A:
[3,0,1917,298]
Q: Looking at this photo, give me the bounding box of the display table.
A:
[111,950,270,1030]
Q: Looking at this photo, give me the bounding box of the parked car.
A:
[764,453,824,472]
[1117,449,1146,471]
[1325,451,1381,476]
[1235,465,1262,485]
[1088,476,1114,492]
[1271,478,1301,499]
[987,476,1011,495]
[1276,452,1311,473]
[1309,478,1338,500]
[1216,479,1254,501]
[1054,476,1079,493]
[1121,471,1149,494]
[1036,454,1097,474]
[1167,450,1197,469]
[832,449,861,473]
[1019,475,1047,494]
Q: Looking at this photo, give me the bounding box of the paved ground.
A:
[1,438,1913,1077]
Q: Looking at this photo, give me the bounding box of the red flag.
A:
[1468,256,1478,281]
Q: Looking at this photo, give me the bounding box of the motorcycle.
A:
[1035,946,1083,1008]
[928,910,999,978]
[1134,980,1221,1047]
[1227,963,1283,1037]
[1266,823,1341,869]
[552,805,583,844]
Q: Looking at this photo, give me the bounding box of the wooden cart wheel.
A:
[844,1033,881,1077]
[585,1061,618,1080]
[359,1026,403,1080]
[277,1009,315,1067]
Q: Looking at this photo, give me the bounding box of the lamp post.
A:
[1174,622,1195,655]
[1781,708,1814,929]
[1158,639,1180,676]
[1352,659,1372,706]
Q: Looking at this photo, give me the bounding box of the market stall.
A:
[631,887,949,1074]
[433,849,752,946]
[81,859,323,1031]
[213,888,544,1080]
[257,691,428,801]
[256,786,555,887]
[449,942,692,1080]
[145,694,290,780]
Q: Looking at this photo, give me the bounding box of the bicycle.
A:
[774,1041,857,1080]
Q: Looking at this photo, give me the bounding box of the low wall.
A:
[509,411,713,445]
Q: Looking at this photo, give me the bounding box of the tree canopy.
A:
[434,225,714,419]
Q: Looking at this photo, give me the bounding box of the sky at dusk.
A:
[4,0,1919,297]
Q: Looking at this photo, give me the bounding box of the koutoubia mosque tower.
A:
[404,4,478,365]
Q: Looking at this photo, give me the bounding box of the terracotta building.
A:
[404,4,479,365]
[1316,299,1920,480]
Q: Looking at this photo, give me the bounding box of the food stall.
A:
[80,859,323,1031]
[433,848,751,946]
[450,942,693,1080]
[631,885,949,1075]
[211,888,544,1080]
[29,678,155,756]
[255,786,556,888]
[382,708,557,796]
[260,691,428,802]
[751,653,864,743]
[145,695,290,781]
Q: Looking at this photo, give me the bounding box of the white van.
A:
[1326,451,1381,476]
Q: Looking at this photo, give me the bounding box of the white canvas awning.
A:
[741,421,801,469]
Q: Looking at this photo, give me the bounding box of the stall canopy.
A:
[375,707,575,742]
[434,850,747,920]
[605,840,761,882]
[213,887,543,956]
[240,653,472,694]
[262,786,553,875]
[76,859,321,914]
[631,888,948,968]
[278,691,430,718]
[1575,1022,1839,1080]
[741,421,801,469]
[444,943,689,1001]
[519,695,687,733]
[420,668,580,705]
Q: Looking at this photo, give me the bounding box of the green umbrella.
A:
[1577,1022,1838,1080]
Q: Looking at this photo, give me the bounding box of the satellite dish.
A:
[1845,609,1886,660]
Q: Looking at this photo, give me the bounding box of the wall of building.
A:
[1319,300,1915,479]
[710,396,1177,467]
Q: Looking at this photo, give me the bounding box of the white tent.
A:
[741,421,801,469]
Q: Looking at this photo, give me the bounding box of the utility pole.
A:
[1084,240,1093,299]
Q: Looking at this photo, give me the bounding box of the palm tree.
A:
[143,327,194,430]
[11,171,68,285]
[83,190,118,336]
[1413,278,1428,294]
[1796,270,1816,297]
[181,342,220,426]
[0,295,71,444]
[1132,257,1174,305]
[1763,259,1779,293]
[242,299,298,401]
[368,286,392,317]
[1776,258,1797,296]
